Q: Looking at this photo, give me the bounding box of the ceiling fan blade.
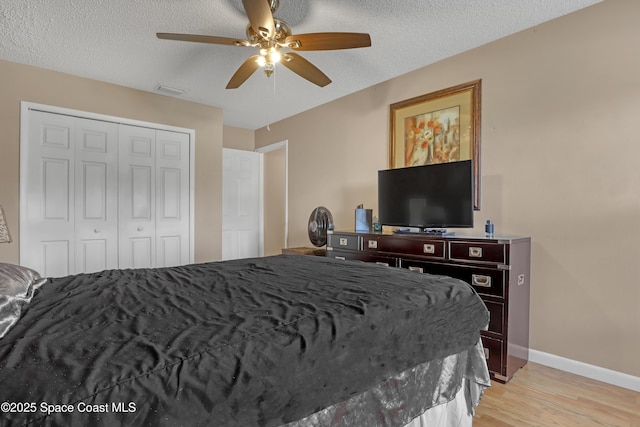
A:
[242,0,276,39]
[284,32,371,51]
[226,55,261,89]
[157,33,250,46]
[281,53,331,87]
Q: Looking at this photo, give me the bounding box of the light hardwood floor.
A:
[473,362,640,427]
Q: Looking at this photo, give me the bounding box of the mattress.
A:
[0,255,489,426]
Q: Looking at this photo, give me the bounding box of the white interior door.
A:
[222,148,262,260]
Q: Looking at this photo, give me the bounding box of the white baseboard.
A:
[529,349,640,392]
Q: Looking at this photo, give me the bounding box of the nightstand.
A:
[281,247,327,256]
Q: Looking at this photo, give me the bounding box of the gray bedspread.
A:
[0,255,488,426]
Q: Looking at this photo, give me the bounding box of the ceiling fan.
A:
[157,0,371,89]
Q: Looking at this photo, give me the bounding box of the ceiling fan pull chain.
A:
[273,65,277,95]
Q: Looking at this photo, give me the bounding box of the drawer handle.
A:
[368,240,378,249]
[339,238,348,246]
[472,274,492,287]
[408,266,424,273]
[469,247,483,257]
[375,261,389,266]
[334,256,346,261]
[483,347,490,360]
[423,244,435,254]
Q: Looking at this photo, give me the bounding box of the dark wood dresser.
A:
[326,230,531,383]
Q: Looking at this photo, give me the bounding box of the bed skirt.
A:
[284,338,490,427]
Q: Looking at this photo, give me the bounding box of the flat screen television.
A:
[378,160,474,231]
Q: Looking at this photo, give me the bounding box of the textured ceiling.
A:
[1,0,600,130]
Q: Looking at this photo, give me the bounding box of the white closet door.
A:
[22,112,118,277]
[155,130,190,267]
[23,112,76,277]
[22,104,194,275]
[118,125,156,269]
[74,118,119,273]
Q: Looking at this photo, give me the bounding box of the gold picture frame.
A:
[389,79,481,209]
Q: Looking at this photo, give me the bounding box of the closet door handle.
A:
[137,226,144,232]
[93,228,100,233]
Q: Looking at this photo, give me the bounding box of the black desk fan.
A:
[308,206,334,247]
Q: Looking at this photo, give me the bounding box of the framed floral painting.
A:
[389,80,481,209]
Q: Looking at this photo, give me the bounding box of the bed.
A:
[0,255,490,426]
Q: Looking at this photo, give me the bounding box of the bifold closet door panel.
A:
[118,125,157,269]
[74,118,119,274]
[23,111,77,277]
[155,130,190,268]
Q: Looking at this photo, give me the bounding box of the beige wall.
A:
[0,60,223,263]
[263,148,286,255]
[256,0,640,377]
[223,125,255,150]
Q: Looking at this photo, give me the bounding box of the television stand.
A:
[394,228,456,237]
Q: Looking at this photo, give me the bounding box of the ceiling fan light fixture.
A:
[259,47,281,62]
[263,62,274,77]
[270,48,281,63]
[257,46,281,76]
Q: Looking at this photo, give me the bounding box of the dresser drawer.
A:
[363,235,445,259]
[328,233,360,251]
[484,300,505,335]
[481,335,504,374]
[328,250,398,267]
[449,242,505,264]
[399,260,505,298]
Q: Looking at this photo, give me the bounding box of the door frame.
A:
[19,101,196,266]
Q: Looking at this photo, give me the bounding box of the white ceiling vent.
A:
[155,84,185,96]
